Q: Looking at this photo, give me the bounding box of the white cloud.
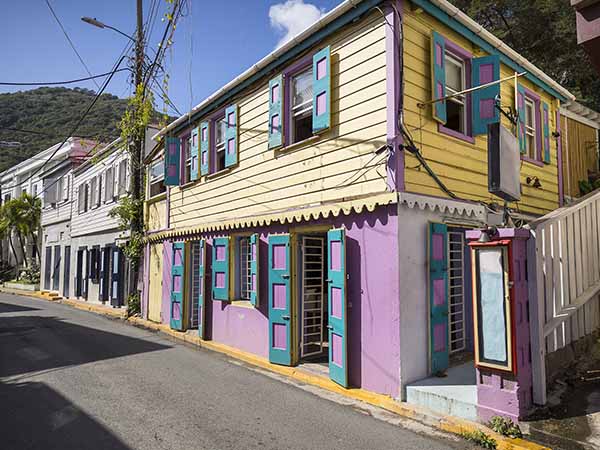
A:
[269,0,325,48]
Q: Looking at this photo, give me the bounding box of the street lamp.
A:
[81,17,136,43]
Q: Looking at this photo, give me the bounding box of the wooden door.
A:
[429,223,449,374]
[170,242,185,331]
[268,234,292,365]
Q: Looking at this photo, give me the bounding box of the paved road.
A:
[0,293,472,450]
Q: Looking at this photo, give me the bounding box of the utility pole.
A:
[130,0,144,298]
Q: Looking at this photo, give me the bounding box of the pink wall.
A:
[161,242,172,325]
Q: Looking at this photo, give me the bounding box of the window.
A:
[149,158,166,198]
[215,116,227,172]
[3,193,10,203]
[234,236,253,301]
[183,136,192,184]
[33,184,38,196]
[444,52,467,134]
[524,98,536,159]
[96,174,102,207]
[61,175,69,202]
[105,167,114,202]
[78,183,88,214]
[90,177,97,208]
[290,67,314,144]
[118,160,127,196]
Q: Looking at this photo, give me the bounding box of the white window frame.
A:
[89,177,97,209]
[118,159,128,197]
[184,136,193,184]
[104,167,114,203]
[524,97,537,160]
[444,51,467,135]
[61,175,69,202]
[148,157,166,199]
[215,116,227,173]
[290,66,314,144]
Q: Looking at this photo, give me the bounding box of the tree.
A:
[0,199,26,268]
[16,193,41,265]
[0,193,41,270]
[451,0,600,111]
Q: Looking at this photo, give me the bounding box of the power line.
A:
[0,68,130,86]
[44,0,101,90]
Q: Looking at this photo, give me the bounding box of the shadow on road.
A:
[0,379,133,450]
[0,301,39,313]
[0,314,170,378]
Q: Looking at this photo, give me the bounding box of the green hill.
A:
[0,87,129,172]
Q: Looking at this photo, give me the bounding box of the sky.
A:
[0,0,341,118]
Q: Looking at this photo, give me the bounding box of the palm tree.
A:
[17,193,41,265]
[0,201,23,267]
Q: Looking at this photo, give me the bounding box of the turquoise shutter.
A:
[327,228,348,388]
[224,104,238,168]
[542,102,551,164]
[249,233,259,307]
[472,55,500,135]
[212,237,230,301]
[170,242,185,331]
[190,126,199,181]
[268,75,284,149]
[429,223,449,374]
[268,234,292,365]
[198,239,206,339]
[431,31,447,123]
[200,121,210,176]
[517,84,527,154]
[164,136,181,185]
[312,46,331,133]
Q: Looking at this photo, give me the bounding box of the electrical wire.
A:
[0,68,131,86]
[44,0,100,90]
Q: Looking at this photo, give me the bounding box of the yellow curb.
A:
[126,316,549,450]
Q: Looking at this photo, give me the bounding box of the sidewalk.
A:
[1,286,549,450]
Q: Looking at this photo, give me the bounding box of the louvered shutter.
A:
[224,105,238,168]
[190,126,199,181]
[431,31,447,123]
[268,75,284,148]
[200,121,210,176]
[312,46,331,133]
[198,239,207,339]
[517,84,527,154]
[212,237,230,301]
[249,233,259,307]
[542,102,551,164]
[164,136,181,185]
[62,175,69,201]
[472,55,500,135]
[429,222,449,374]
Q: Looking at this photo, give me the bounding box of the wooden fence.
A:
[528,189,600,405]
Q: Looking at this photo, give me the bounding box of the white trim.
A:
[398,192,486,219]
[560,104,600,130]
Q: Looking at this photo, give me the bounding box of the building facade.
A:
[140,0,585,421]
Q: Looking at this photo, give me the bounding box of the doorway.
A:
[63,246,70,298]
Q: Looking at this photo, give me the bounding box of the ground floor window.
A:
[233,236,252,301]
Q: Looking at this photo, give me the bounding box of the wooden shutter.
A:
[62,175,69,201]
[224,105,239,168]
[164,136,181,185]
[249,233,259,307]
[472,55,500,135]
[431,31,447,123]
[198,239,207,339]
[170,242,185,330]
[200,121,210,176]
[327,228,348,387]
[542,102,551,164]
[268,75,284,148]
[212,237,230,301]
[517,83,527,154]
[312,46,331,133]
[428,222,449,374]
[268,234,292,365]
[190,126,199,181]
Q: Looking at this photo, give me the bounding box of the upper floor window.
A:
[105,167,114,202]
[444,52,467,135]
[149,158,166,198]
[78,183,88,214]
[118,160,127,196]
[524,98,537,159]
[214,115,227,172]
[90,177,97,208]
[183,136,192,184]
[290,67,313,144]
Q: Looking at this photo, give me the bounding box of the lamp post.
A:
[82,1,144,303]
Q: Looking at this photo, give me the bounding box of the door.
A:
[99,247,110,302]
[44,246,52,290]
[198,239,206,339]
[327,229,348,388]
[75,249,83,297]
[52,245,61,291]
[83,248,89,299]
[429,222,449,374]
[268,234,292,365]
[170,242,185,331]
[110,247,123,306]
[148,243,163,323]
[63,246,70,298]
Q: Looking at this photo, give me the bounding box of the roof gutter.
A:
[431,0,576,102]
[152,0,363,140]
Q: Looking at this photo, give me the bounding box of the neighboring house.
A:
[572,0,600,73]
[141,0,589,423]
[39,138,96,295]
[559,100,600,202]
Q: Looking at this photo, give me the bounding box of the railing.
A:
[528,189,600,405]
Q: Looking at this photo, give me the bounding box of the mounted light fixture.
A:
[526,176,542,189]
[478,226,498,243]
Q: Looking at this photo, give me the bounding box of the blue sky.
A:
[0,0,341,117]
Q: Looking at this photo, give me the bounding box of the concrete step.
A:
[406,363,478,422]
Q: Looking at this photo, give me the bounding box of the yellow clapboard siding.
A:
[403,7,560,215]
[146,198,167,231]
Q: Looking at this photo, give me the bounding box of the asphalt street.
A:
[0,293,474,450]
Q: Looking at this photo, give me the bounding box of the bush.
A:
[460,430,497,449]
[127,292,140,317]
[19,262,40,284]
[0,261,16,282]
[488,416,522,439]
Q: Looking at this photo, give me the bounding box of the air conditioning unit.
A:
[488,123,521,202]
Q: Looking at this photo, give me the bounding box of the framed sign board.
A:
[471,241,516,373]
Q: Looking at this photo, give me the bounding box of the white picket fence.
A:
[528,189,600,405]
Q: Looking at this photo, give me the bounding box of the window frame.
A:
[89,177,98,209]
[118,159,128,196]
[148,156,166,199]
[229,234,253,304]
[438,38,475,144]
[520,87,543,167]
[104,167,114,203]
[179,133,192,185]
[284,55,315,147]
